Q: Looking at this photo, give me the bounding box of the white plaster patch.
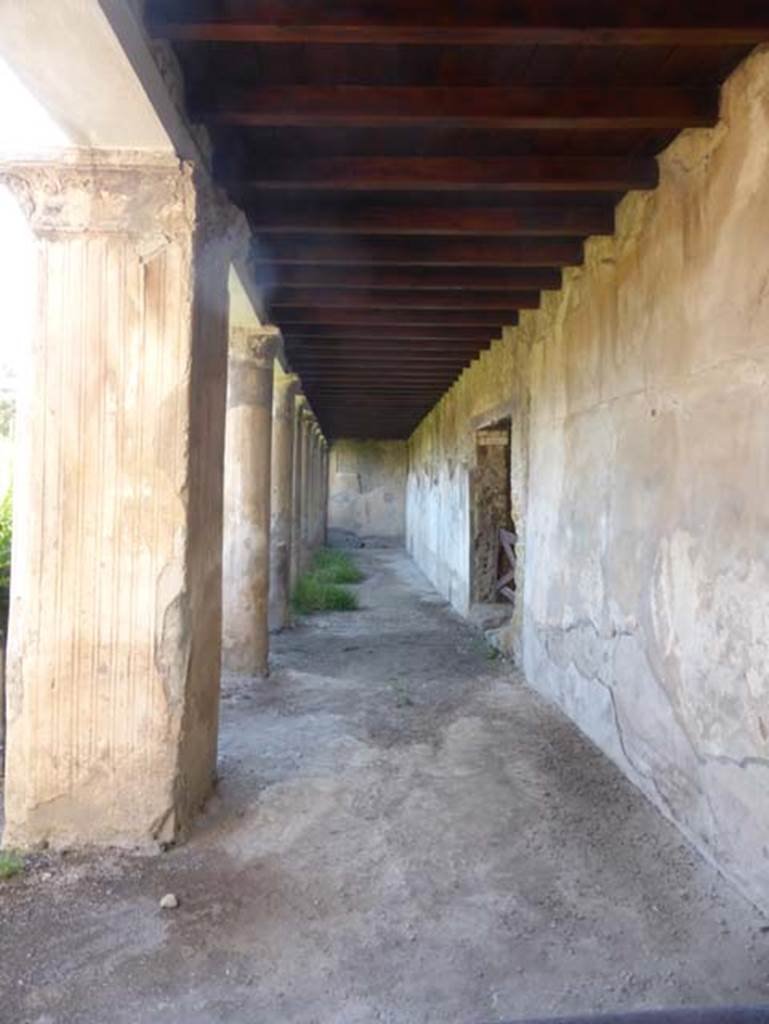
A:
[653,530,769,760]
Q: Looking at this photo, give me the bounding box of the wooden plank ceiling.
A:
[147,2,769,439]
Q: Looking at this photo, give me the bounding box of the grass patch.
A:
[292,573,359,615]
[0,850,24,881]
[291,548,363,615]
[311,548,364,585]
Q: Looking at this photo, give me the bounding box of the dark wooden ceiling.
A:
[146,1,769,439]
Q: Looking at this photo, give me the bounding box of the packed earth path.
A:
[1,548,768,1024]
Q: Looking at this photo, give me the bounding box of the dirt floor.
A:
[1,548,769,1024]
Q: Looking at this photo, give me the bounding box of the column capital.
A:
[0,149,248,265]
[0,150,193,244]
[275,372,301,398]
[229,327,280,367]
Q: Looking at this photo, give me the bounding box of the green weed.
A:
[310,548,364,585]
[292,574,359,615]
[291,548,363,614]
[0,850,24,881]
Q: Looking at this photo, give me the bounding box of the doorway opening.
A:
[470,419,516,620]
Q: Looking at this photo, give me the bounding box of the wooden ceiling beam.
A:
[290,356,481,364]
[150,2,769,46]
[286,345,486,357]
[271,288,538,310]
[304,394,454,402]
[288,350,486,362]
[291,341,477,352]
[283,326,496,340]
[276,309,508,327]
[305,374,459,384]
[288,344,480,356]
[311,406,438,414]
[305,392,451,401]
[296,374,469,382]
[249,203,613,237]
[311,401,440,409]
[301,380,460,388]
[238,156,655,192]
[263,236,582,267]
[196,86,716,131]
[292,363,476,373]
[299,380,463,388]
[260,265,561,291]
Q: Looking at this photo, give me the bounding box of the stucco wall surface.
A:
[406,49,769,910]
[329,440,407,541]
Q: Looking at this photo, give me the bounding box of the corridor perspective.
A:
[2,548,768,1023]
[2,3,769,1022]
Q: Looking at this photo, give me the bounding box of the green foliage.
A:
[310,548,364,585]
[0,850,24,881]
[292,573,359,615]
[292,550,362,614]
[0,487,11,616]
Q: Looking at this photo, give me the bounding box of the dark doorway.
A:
[470,419,513,607]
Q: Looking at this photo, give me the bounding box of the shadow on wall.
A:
[328,439,407,545]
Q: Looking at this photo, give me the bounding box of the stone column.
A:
[289,394,305,589]
[222,329,278,676]
[300,409,315,572]
[269,372,299,631]
[307,425,318,551]
[311,426,323,549]
[320,439,329,546]
[1,151,243,849]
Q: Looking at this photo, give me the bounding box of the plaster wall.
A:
[329,440,407,542]
[406,49,769,910]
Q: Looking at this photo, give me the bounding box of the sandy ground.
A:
[1,548,768,1024]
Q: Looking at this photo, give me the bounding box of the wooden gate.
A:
[496,528,516,604]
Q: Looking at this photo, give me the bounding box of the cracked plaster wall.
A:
[406,48,769,910]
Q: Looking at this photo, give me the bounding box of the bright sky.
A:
[0,57,69,391]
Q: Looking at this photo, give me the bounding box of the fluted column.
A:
[307,425,318,551]
[289,395,306,589]
[320,439,329,547]
[1,151,243,849]
[222,329,278,676]
[311,425,323,549]
[300,409,315,572]
[269,372,299,631]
